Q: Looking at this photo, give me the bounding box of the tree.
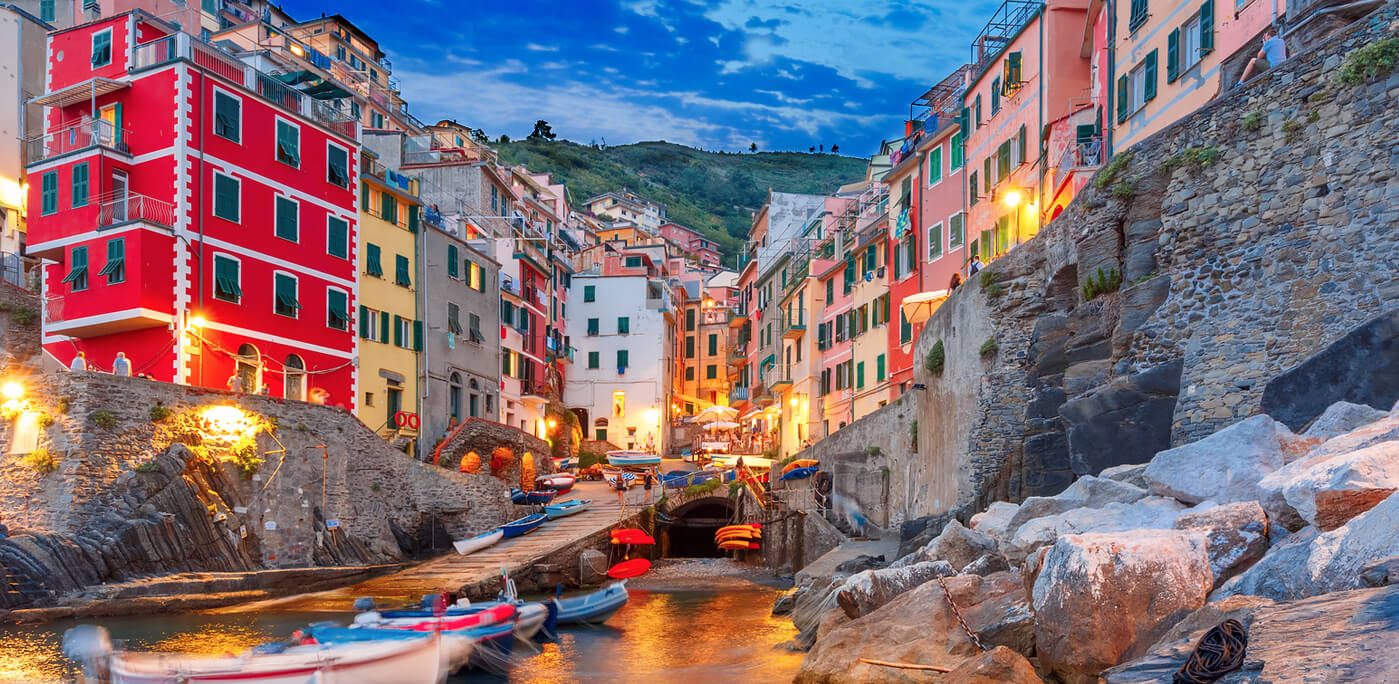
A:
[831,144,840,154]
[470,128,488,142]
[749,142,757,153]
[529,120,557,140]
[498,134,511,144]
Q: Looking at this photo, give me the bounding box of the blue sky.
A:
[280,0,1000,155]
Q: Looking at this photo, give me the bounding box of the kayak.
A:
[109,634,446,684]
[545,498,591,520]
[606,450,661,466]
[780,466,818,481]
[715,529,761,542]
[607,558,651,579]
[719,540,761,551]
[452,528,503,555]
[610,528,655,545]
[500,513,547,539]
[781,458,819,474]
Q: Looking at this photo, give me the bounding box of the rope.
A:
[937,575,985,653]
[1173,619,1248,684]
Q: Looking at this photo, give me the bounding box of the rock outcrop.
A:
[1143,415,1315,504]
[834,561,955,619]
[1172,501,1269,584]
[1260,308,1399,432]
[941,646,1043,684]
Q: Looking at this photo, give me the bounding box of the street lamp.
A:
[2,381,23,401]
[1002,190,1024,249]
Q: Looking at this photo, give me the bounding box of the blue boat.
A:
[499,513,546,538]
[510,488,557,505]
[553,581,630,625]
[780,466,819,481]
[545,498,591,520]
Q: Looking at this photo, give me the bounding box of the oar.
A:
[856,657,952,672]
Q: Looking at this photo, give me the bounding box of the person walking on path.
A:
[69,351,87,372]
[642,469,655,504]
[614,472,628,505]
[111,352,131,377]
[968,255,984,276]
[1237,27,1287,86]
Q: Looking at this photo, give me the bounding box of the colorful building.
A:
[583,189,666,232]
[29,13,360,405]
[659,222,722,267]
[1,4,53,270]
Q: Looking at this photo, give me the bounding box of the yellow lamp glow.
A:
[2,382,23,401]
[645,407,659,422]
[789,396,799,407]
[289,43,306,57]
[202,405,252,437]
[188,316,208,330]
[1002,190,1023,209]
[547,418,557,429]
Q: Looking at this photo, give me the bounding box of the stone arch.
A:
[520,452,536,490]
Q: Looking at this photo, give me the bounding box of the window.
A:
[468,313,483,343]
[40,0,54,21]
[825,278,834,304]
[326,288,349,331]
[617,316,630,334]
[326,144,349,188]
[616,350,629,373]
[587,318,599,336]
[275,120,300,167]
[213,173,239,222]
[900,309,912,344]
[949,213,965,248]
[447,244,460,279]
[273,273,299,317]
[63,246,89,291]
[974,94,982,127]
[327,216,348,258]
[40,171,57,215]
[997,140,1012,181]
[876,353,886,382]
[72,163,89,208]
[983,158,992,192]
[98,238,125,284]
[395,254,411,287]
[686,308,695,331]
[950,132,963,169]
[201,0,216,12]
[587,351,600,368]
[1143,50,1159,104]
[468,262,484,291]
[447,302,463,334]
[706,365,717,379]
[685,336,695,358]
[380,191,397,224]
[927,146,942,185]
[968,171,979,205]
[365,243,383,277]
[583,284,596,302]
[707,334,717,356]
[275,196,298,242]
[91,29,112,68]
[991,77,1001,113]
[371,111,384,128]
[214,93,240,144]
[684,366,695,381]
[625,256,642,268]
[1130,0,1149,30]
[856,361,865,389]
[1130,61,1148,114]
[1017,124,1028,166]
[929,222,943,259]
[360,307,385,342]
[213,255,240,302]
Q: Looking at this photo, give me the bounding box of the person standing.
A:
[69,351,87,372]
[226,373,244,393]
[968,255,984,276]
[614,473,628,505]
[112,352,131,377]
[642,469,655,504]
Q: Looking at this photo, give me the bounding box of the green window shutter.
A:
[1200,0,1214,53]
[1144,49,1158,101]
[707,334,717,356]
[447,245,460,279]
[1167,28,1181,82]
[41,171,57,214]
[214,174,238,221]
[974,95,981,126]
[929,147,942,184]
[825,278,834,302]
[72,163,89,208]
[274,273,300,315]
[360,184,370,212]
[327,216,348,258]
[1017,124,1028,164]
[413,320,423,351]
[327,146,348,187]
[588,352,599,368]
[97,238,125,282]
[380,192,396,224]
[395,255,411,286]
[380,311,390,341]
[991,77,1001,113]
[276,121,299,166]
[91,30,111,66]
[958,107,969,135]
[393,314,404,346]
[214,92,240,142]
[998,141,1011,178]
[326,289,349,329]
[583,285,595,302]
[587,318,598,335]
[617,349,628,372]
[1006,51,1022,84]
[864,244,876,274]
[359,305,370,339]
[983,157,992,191]
[365,243,382,276]
[856,361,865,389]
[618,317,629,334]
[407,205,419,233]
[685,336,695,357]
[969,171,978,204]
[63,246,88,289]
[1117,75,1129,123]
[877,354,885,381]
[950,132,963,169]
[502,301,514,326]
[950,213,963,247]
[275,196,298,241]
[213,256,241,300]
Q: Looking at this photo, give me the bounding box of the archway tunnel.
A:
[661,498,736,558]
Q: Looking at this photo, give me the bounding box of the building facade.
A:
[583,189,666,232]
[0,4,52,271]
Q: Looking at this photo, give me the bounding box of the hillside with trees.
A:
[495,138,868,262]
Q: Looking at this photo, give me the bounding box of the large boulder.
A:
[1276,441,1398,530]
[1059,359,1183,477]
[1213,491,1399,601]
[1143,415,1314,505]
[942,646,1044,684]
[1004,476,1148,539]
[969,501,1020,545]
[834,560,955,619]
[796,572,1034,684]
[1099,462,1149,488]
[1173,501,1270,584]
[1004,497,1187,564]
[1259,308,1399,432]
[1032,530,1214,684]
[895,520,999,571]
[1257,413,1399,530]
[1302,401,1389,439]
[1106,585,1399,683]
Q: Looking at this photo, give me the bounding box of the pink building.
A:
[659,222,721,267]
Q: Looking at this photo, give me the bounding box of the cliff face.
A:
[810,5,1399,534]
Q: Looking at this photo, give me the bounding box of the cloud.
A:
[525,43,559,52]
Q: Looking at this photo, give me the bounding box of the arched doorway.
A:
[449,372,462,422]
[283,354,305,400]
[520,452,535,489]
[468,378,480,418]
[236,344,261,393]
[663,497,737,558]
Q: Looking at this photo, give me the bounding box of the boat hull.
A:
[554,582,631,625]
[452,529,503,555]
[606,451,661,466]
[545,499,591,519]
[111,636,444,684]
[500,513,547,538]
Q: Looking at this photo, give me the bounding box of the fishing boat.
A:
[366,604,517,632]
[781,458,819,475]
[306,626,476,674]
[607,558,651,579]
[606,450,661,466]
[106,634,447,684]
[451,528,503,555]
[510,488,558,505]
[780,466,819,481]
[545,498,591,519]
[537,473,576,493]
[499,513,547,538]
[553,581,631,625]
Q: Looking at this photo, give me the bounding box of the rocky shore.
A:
[784,400,1399,683]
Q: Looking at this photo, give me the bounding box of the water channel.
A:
[0,582,802,683]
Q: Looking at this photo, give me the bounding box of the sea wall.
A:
[803,7,1399,534]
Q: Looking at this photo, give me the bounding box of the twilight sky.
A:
[279,0,1000,155]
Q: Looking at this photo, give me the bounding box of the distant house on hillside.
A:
[659,222,722,267]
[584,189,667,232]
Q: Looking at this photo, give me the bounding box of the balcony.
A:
[1055,136,1104,173]
[728,307,749,328]
[25,119,131,165]
[728,345,749,364]
[782,309,807,339]
[730,387,749,401]
[549,346,575,364]
[100,193,176,229]
[29,193,175,260]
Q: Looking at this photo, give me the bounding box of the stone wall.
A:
[0,282,42,373]
[430,416,555,488]
[802,6,1399,533]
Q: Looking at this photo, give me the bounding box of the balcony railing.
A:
[130,33,357,140]
[731,387,749,401]
[99,193,175,228]
[1056,136,1104,173]
[782,309,807,339]
[26,119,131,164]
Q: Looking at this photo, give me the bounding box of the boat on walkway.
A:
[606,450,661,466]
[780,466,818,480]
[553,581,631,625]
[452,528,503,555]
[545,498,591,519]
[537,473,576,492]
[107,632,447,684]
[499,513,547,538]
[510,488,558,505]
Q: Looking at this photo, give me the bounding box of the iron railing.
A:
[1055,136,1104,172]
[99,193,176,228]
[25,119,131,164]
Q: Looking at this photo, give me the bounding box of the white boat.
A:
[108,635,446,684]
[513,602,550,641]
[606,450,661,466]
[452,528,504,555]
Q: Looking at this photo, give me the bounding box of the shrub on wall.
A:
[230,435,263,477]
[149,404,173,423]
[22,448,57,474]
[980,338,1000,357]
[1336,37,1399,85]
[925,340,946,377]
[90,409,117,428]
[1082,268,1123,302]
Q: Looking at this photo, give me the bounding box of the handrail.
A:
[99,193,175,227]
[26,119,131,163]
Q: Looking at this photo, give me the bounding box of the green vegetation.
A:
[56,396,72,414]
[1283,119,1303,143]
[134,461,160,473]
[925,340,946,377]
[865,446,880,456]
[1336,37,1399,85]
[980,338,1000,357]
[909,420,918,453]
[1161,146,1220,174]
[1082,267,1124,301]
[578,451,608,469]
[0,300,38,325]
[90,409,117,428]
[1242,111,1263,132]
[35,412,54,428]
[1111,181,1134,199]
[230,435,263,477]
[685,478,723,496]
[1094,149,1134,191]
[149,404,173,423]
[22,448,57,474]
[495,139,867,260]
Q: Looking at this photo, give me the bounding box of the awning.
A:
[30,78,129,108]
[900,289,951,324]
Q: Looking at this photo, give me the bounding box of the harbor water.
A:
[0,584,802,683]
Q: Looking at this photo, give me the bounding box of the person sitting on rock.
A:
[1237,27,1287,86]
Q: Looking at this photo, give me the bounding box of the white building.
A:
[565,258,675,455]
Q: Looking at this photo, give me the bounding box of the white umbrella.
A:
[705,421,740,430]
[900,289,952,325]
[695,405,739,423]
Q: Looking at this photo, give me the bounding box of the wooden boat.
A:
[780,466,819,481]
[607,558,651,579]
[109,635,446,684]
[510,488,558,505]
[306,626,475,674]
[606,450,661,466]
[610,528,655,545]
[451,528,503,555]
[545,498,591,520]
[554,581,631,625]
[370,604,517,632]
[499,513,547,539]
[537,474,576,493]
[781,458,819,474]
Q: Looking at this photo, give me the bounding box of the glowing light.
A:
[289,44,306,57]
[789,396,798,407]
[2,382,22,401]
[1002,190,1023,209]
[645,407,659,423]
[202,405,252,437]
[547,418,557,429]
[188,316,208,330]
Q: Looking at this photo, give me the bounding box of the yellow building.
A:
[596,223,650,246]
[849,233,892,421]
[357,151,422,450]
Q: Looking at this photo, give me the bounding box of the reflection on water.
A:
[0,586,801,684]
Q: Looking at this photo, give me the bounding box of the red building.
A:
[659,222,721,267]
[28,13,361,406]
